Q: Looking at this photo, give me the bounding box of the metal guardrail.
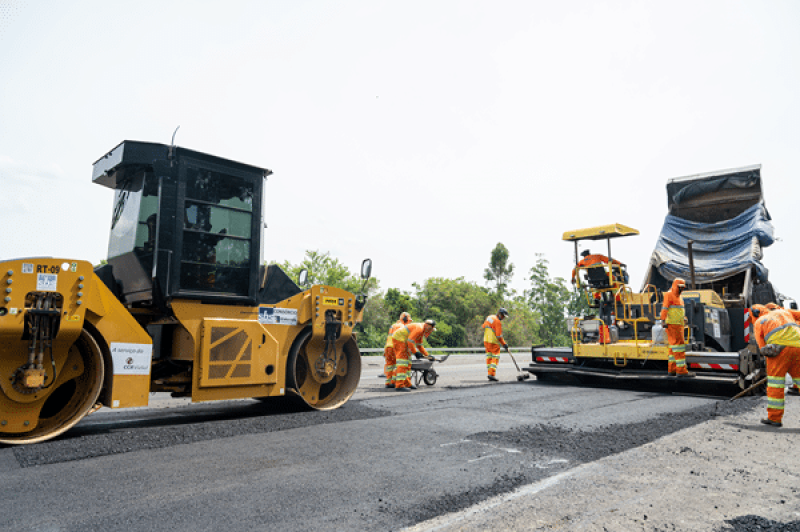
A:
[360,346,531,355]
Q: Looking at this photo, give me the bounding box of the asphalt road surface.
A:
[1,354,798,532]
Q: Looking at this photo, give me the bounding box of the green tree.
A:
[275,250,378,295]
[566,286,592,319]
[500,300,541,347]
[384,288,414,321]
[525,254,572,347]
[484,242,514,299]
[356,292,394,350]
[413,277,496,347]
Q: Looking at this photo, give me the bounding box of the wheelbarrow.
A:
[409,354,450,387]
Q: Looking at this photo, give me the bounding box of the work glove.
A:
[503,344,510,353]
[761,344,784,357]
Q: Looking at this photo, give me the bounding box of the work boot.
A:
[488,375,499,382]
[676,372,696,378]
[385,384,395,389]
[668,372,676,377]
[409,384,418,390]
[760,418,782,427]
[788,387,800,396]
[396,387,412,393]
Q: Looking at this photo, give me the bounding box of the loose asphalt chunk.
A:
[714,515,800,532]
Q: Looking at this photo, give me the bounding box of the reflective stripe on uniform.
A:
[767,376,786,388]
[767,397,785,410]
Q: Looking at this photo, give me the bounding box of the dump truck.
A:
[527,165,788,392]
[0,140,370,444]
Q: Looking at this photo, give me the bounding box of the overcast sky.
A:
[1,0,798,301]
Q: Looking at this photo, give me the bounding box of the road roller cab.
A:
[92,140,272,308]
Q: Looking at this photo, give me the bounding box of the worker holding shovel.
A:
[483,308,509,381]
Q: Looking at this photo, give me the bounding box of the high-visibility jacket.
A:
[483,315,507,346]
[384,320,405,349]
[571,254,622,283]
[785,308,800,323]
[660,278,686,326]
[754,309,800,349]
[392,323,430,356]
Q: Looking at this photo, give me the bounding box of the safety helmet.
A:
[498,308,509,318]
[424,319,436,331]
[399,311,412,323]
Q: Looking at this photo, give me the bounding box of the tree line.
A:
[276,244,589,350]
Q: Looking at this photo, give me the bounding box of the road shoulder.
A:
[407,396,800,532]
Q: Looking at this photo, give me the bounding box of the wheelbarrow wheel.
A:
[423,371,437,386]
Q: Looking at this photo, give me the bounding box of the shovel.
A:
[506,347,530,381]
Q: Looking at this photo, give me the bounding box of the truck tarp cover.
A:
[650,201,774,283]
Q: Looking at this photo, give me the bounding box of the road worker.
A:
[774,303,800,396]
[570,249,625,286]
[392,320,436,392]
[483,308,510,381]
[660,278,694,377]
[751,304,800,427]
[383,312,412,388]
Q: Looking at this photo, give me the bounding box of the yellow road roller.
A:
[0,140,370,444]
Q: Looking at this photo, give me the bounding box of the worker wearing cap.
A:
[483,308,509,381]
[751,304,800,427]
[661,278,694,378]
[392,320,435,392]
[570,250,624,286]
[383,312,412,388]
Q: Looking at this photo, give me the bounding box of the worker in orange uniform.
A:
[570,250,624,285]
[392,320,436,392]
[661,278,694,378]
[483,308,509,381]
[771,303,800,396]
[383,312,412,388]
[751,304,800,427]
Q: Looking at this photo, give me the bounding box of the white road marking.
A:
[404,462,598,532]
